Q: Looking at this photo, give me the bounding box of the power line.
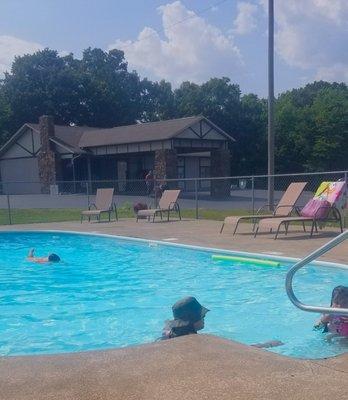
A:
[117,0,231,50]
[161,0,231,31]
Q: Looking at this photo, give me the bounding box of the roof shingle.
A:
[78,116,205,147]
[1,116,234,157]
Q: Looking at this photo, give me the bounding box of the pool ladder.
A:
[285,230,348,316]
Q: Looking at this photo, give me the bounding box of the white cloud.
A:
[58,50,70,57]
[316,63,348,82]
[259,0,348,83]
[0,35,43,75]
[233,2,258,35]
[108,1,242,86]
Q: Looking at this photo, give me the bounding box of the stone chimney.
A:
[39,115,55,151]
[37,115,57,193]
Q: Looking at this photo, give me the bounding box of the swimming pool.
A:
[0,231,347,359]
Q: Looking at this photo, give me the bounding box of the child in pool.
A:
[27,248,60,263]
[314,286,348,339]
[160,296,284,348]
[161,297,209,340]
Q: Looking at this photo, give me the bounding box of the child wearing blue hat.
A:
[161,296,209,340]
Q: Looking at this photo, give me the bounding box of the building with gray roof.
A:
[0,115,234,195]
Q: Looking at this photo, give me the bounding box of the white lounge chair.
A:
[136,190,181,222]
[81,188,117,222]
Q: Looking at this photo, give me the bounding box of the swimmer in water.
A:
[314,286,348,341]
[27,248,61,263]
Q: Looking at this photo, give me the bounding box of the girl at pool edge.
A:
[27,248,61,263]
[161,296,284,348]
[161,297,209,339]
[314,286,348,341]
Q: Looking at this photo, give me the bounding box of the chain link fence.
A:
[0,170,347,226]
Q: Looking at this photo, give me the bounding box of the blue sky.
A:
[0,0,347,97]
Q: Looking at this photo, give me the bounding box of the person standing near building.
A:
[145,170,154,196]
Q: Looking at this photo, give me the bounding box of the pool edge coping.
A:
[2,228,348,270]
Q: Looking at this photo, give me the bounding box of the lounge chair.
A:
[220,182,307,234]
[81,188,118,223]
[254,181,346,239]
[136,189,181,222]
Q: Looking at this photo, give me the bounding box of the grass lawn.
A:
[0,207,346,227]
[0,207,252,225]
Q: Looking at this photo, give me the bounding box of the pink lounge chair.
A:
[81,188,117,222]
[220,182,307,234]
[136,189,181,222]
[255,181,346,239]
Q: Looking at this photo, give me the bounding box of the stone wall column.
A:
[154,149,178,189]
[37,115,57,193]
[210,149,231,198]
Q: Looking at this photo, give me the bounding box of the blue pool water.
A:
[0,231,347,359]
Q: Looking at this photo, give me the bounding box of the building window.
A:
[177,157,185,179]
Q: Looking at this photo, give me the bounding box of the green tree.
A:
[1,48,143,132]
[0,88,12,143]
[140,79,176,122]
[174,81,202,116]
[306,86,348,171]
[174,77,241,131]
[236,94,267,174]
[2,49,82,131]
[77,48,142,127]
[174,78,267,174]
[275,81,348,172]
[199,77,241,132]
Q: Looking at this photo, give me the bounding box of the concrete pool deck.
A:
[0,218,347,400]
[1,217,347,263]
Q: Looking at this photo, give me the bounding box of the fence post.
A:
[195,179,199,219]
[86,181,90,208]
[154,178,157,208]
[345,171,348,228]
[73,179,77,194]
[251,176,255,214]
[6,194,12,225]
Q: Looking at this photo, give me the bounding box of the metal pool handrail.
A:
[285,230,348,316]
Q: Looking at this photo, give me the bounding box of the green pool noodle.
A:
[212,254,280,267]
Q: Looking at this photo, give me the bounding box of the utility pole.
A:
[267,0,275,209]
